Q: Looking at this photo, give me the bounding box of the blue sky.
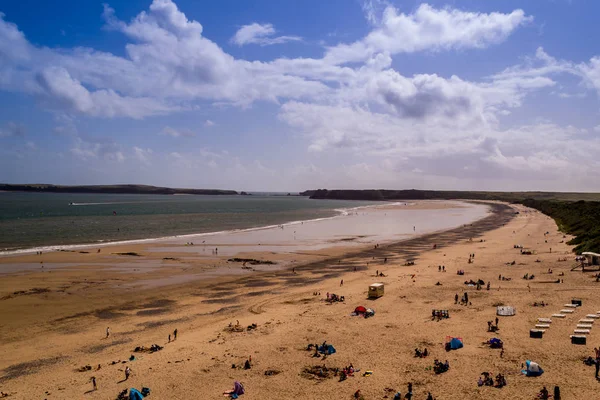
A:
[1,0,600,191]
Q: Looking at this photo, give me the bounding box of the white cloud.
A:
[133,146,153,164]
[161,126,195,137]
[325,4,533,64]
[71,136,125,162]
[231,23,301,46]
[0,122,26,138]
[2,1,600,191]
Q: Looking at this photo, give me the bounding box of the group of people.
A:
[455,292,470,305]
[392,382,413,399]
[477,372,506,388]
[433,359,449,374]
[438,265,446,272]
[414,348,429,358]
[487,317,500,332]
[325,292,345,303]
[338,364,356,381]
[537,386,561,399]
[431,310,449,321]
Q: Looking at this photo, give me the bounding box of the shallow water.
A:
[0,192,376,252]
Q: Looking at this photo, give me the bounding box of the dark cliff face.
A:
[0,184,238,196]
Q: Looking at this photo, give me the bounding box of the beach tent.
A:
[129,389,144,400]
[489,338,503,348]
[497,306,516,316]
[445,337,463,350]
[522,360,544,377]
[318,344,336,355]
[355,306,367,314]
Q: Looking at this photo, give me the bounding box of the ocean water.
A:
[0,192,377,252]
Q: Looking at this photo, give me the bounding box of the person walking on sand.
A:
[454,293,458,304]
[168,334,171,343]
[174,329,178,340]
[405,382,413,399]
[125,366,131,380]
[106,327,110,338]
[495,317,499,327]
[340,279,343,287]
[91,376,97,391]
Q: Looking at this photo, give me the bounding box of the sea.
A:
[0,192,378,253]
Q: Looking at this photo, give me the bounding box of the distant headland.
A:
[0,184,237,196]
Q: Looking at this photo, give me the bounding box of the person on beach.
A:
[91,376,97,391]
[168,334,171,343]
[106,327,110,338]
[495,317,499,327]
[174,329,178,340]
[405,382,413,399]
[454,293,458,304]
[340,279,343,287]
[125,366,131,380]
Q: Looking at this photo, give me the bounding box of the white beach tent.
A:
[497,306,516,316]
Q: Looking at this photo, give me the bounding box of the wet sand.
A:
[0,201,596,399]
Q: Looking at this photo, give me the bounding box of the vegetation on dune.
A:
[519,199,600,254]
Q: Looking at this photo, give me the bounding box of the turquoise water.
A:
[0,192,376,251]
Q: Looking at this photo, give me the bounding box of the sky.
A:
[1,0,600,192]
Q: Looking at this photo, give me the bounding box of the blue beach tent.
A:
[129,388,144,400]
[522,360,544,377]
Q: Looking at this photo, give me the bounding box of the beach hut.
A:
[368,283,384,299]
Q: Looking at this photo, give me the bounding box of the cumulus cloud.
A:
[325,4,533,64]
[231,23,301,46]
[71,136,125,162]
[2,1,600,190]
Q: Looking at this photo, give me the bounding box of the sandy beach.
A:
[0,200,595,399]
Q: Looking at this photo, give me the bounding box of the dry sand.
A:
[0,201,596,399]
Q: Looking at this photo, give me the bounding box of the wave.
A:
[70,201,156,206]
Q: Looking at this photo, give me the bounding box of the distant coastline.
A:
[0,184,237,196]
